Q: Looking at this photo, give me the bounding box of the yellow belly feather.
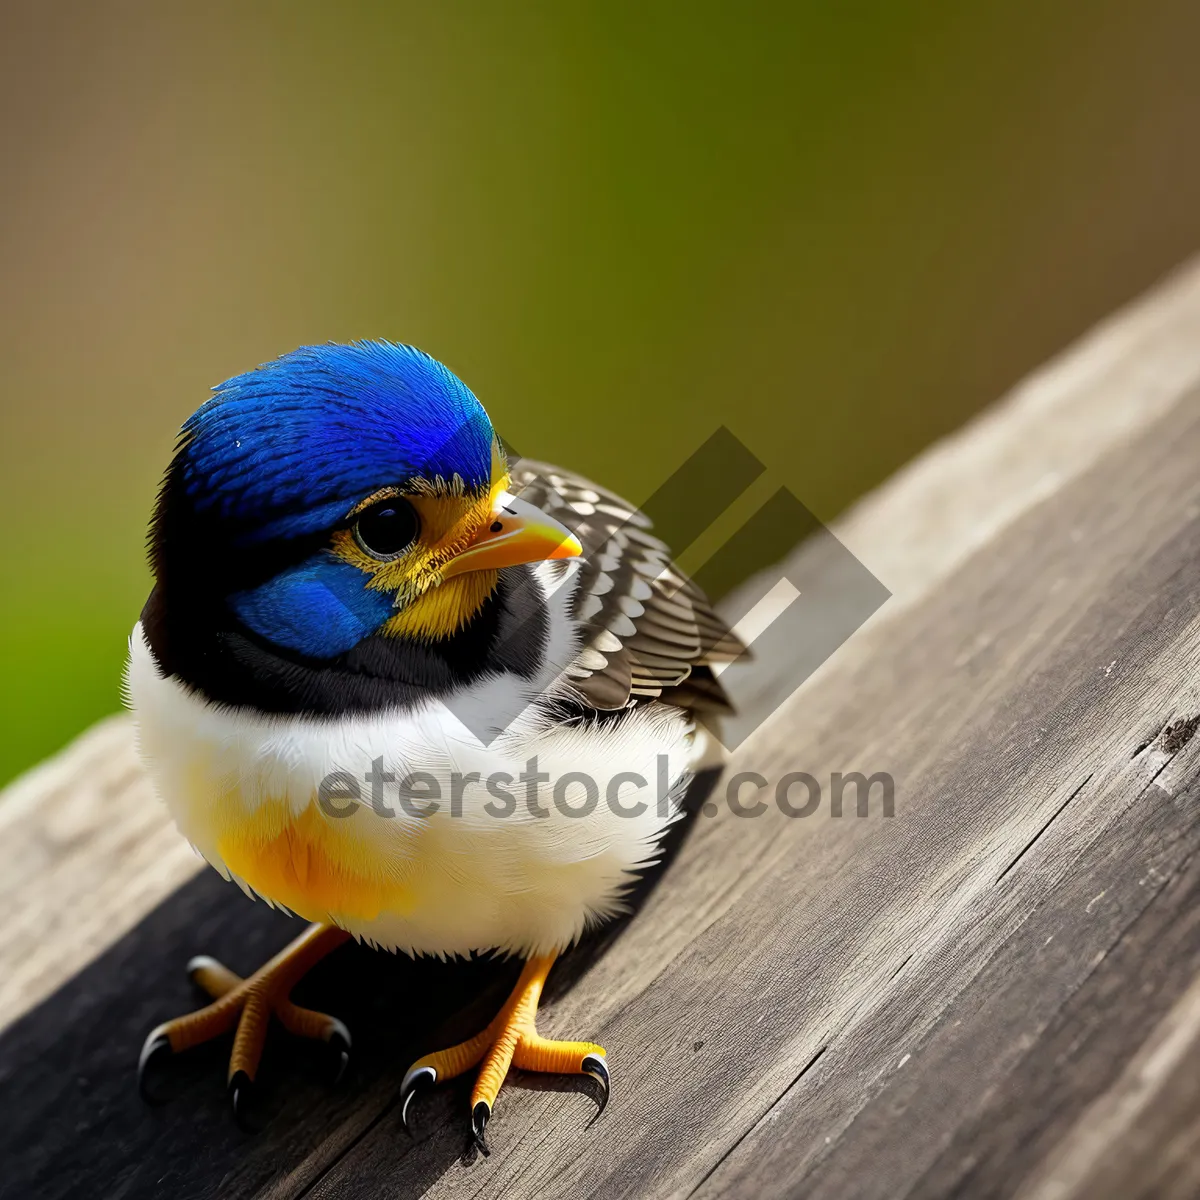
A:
[212,795,416,927]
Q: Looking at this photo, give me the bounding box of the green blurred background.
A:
[3,1,1200,785]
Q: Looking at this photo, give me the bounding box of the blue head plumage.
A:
[179,341,495,545]
[153,342,501,662]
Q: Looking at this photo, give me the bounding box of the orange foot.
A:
[399,953,609,1154]
[138,922,351,1127]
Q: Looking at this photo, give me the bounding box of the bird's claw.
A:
[400,1064,437,1134]
[461,1057,604,1155]
[137,1026,174,1103]
[396,954,607,1152]
[228,1069,260,1133]
[136,927,353,1129]
[471,1100,491,1156]
[324,1020,353,1086]
[581,1052,610,1117]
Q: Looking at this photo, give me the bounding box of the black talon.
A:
[137,1027,173,1103]
[471,1100,491,1156]
[229,1070,260,1133]
[581,1053,610,1117]
[399,1065,436,1134]
[325,1020,352,1086]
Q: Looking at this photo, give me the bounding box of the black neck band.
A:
[140,566,550,716]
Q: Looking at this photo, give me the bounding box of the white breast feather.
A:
[126,561,697,957]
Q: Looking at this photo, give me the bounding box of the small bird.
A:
[129,342,739,1149]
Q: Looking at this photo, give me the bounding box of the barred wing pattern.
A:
[509,459,744,713]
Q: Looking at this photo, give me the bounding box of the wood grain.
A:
[3,259,1200,1199]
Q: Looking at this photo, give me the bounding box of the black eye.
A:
[353,498,420,559]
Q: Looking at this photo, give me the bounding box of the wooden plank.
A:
[1016,958,1200,1200]
[0,715,201,1029]
[748,730,1200,1200]
[923,772,1200,1200]
[688,403,1200,1200]
[2,259,1200,1199]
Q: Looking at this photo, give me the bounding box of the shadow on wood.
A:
[0,770,719,1200]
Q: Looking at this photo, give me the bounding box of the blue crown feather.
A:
[179,341,495,544]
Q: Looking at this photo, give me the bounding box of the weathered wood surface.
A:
[3,260,1200,1199]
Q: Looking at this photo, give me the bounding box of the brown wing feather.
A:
[509,458,745,713]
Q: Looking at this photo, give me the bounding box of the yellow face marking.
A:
[381,569,499,640]
[329,444,513,642]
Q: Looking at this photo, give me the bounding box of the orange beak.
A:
[439,491,582,580]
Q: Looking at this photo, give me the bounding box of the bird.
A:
[128,341,741,1151]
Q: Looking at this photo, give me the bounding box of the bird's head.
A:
[142,342,581,713]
